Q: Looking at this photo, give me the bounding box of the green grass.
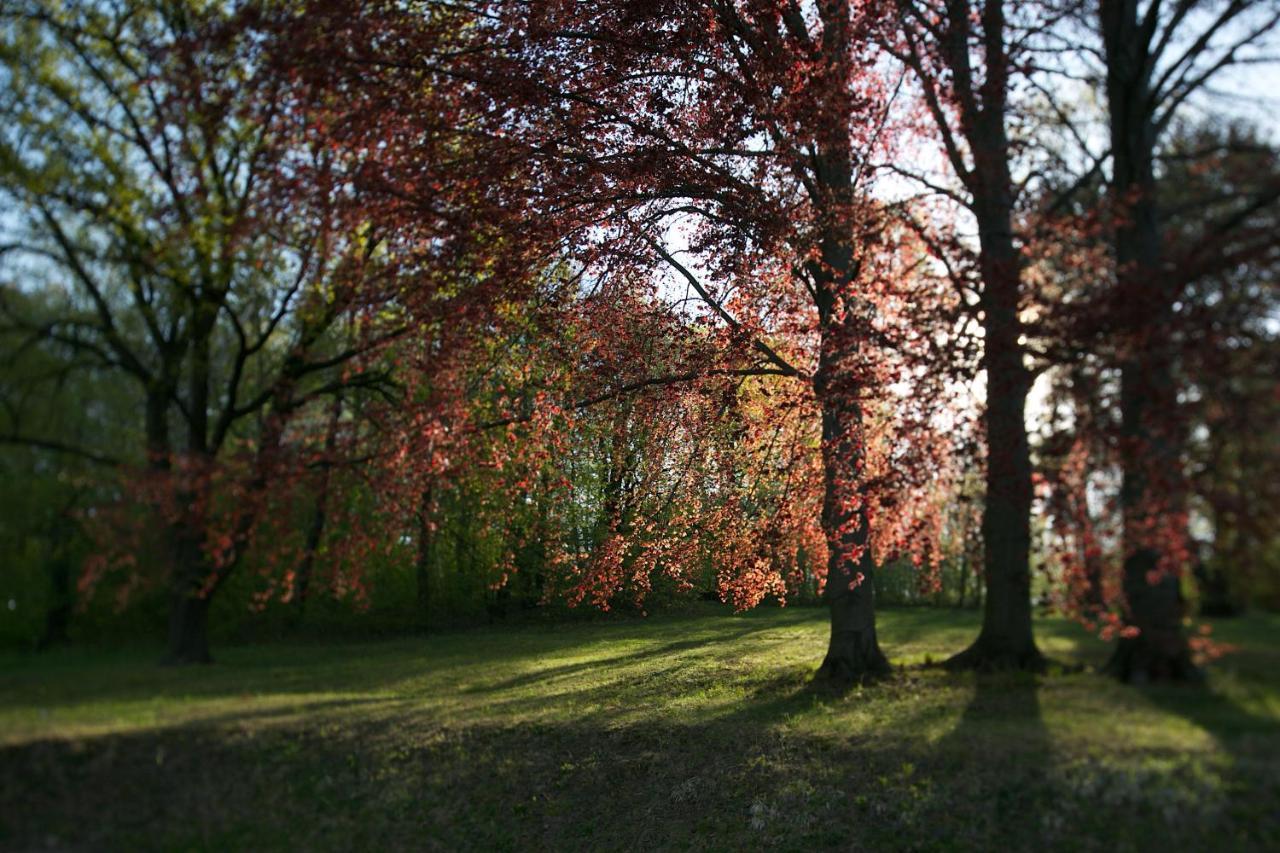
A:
[1,606,1277,851]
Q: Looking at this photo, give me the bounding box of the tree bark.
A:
[895,0,1043,669]
[804,1,892,683]
[291,500,326,622]
[165,524,214,665]
[815,456,891,681]
[1105,549,1196,682]
[948,227,1042,670]
[810,278,890,682]
[37,514,75,651]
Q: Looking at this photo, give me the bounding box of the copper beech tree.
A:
[1092,0,1278,681]
[285,0,960,681]
[884,0,1075,671]
[1021,1,1280,681]
[885,0,1278,680]
[1039,122,1280,679]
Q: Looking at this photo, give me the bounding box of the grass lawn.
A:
[1,606,1277,851]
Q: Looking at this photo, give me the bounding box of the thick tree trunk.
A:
[164,508,216,664]
[813,328,890,684]
[948,209,1042,669]
[1104,549,1197,682]
[165,527,214,664]
[948,318,1042,669]
[807,0,889,683]
[163,304,218,665]
[818,576,890,682]
[1104,357,1196,681]
[1101,0,1195,681]
[895,0,1043,670]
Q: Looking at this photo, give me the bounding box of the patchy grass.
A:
[1,606,1277,851]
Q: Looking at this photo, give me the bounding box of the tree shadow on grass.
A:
[929,673,1054,849]
[459,629,779,698]
[6,666,1278,851]
[1135,675,1280,847]
[0,612,825,721]
[7,607,1278,851]
[0,675,974,851]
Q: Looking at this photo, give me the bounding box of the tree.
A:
[886,0,1085,670]
[1093,0,1279,681]
[0,0,392,662]
[288,0,959,681]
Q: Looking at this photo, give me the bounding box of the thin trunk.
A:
[291,394,343,620]
[520,472,550,608]
[416,485,435,627]
[1081,535,1105,614]
[1100,0,1195,682]
[291,497,327,621]
[165,304,216,664]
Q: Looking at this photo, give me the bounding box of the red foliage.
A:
[273,0,963,623]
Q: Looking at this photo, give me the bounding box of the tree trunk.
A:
[1100,0,1195,681]
[290,497,327,625]
[948,204,1042,669]
[807,0,890,683]
[416,486,435,627]
[818,575,889,682]
[1104,356,1195,681]
[1104,550,1196,682]
[1194,560,1240,618]
[291,393,343,622]
[163,303,218,665]
[813,322,890,684]
[893,0,1042,670]
[38,533,73,651]
[1081,539,1105,614]
[164,527,213,664]
[165,590,212,665]
[947,307,1042,669]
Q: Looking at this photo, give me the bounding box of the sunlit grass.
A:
[1,606,1277,850]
